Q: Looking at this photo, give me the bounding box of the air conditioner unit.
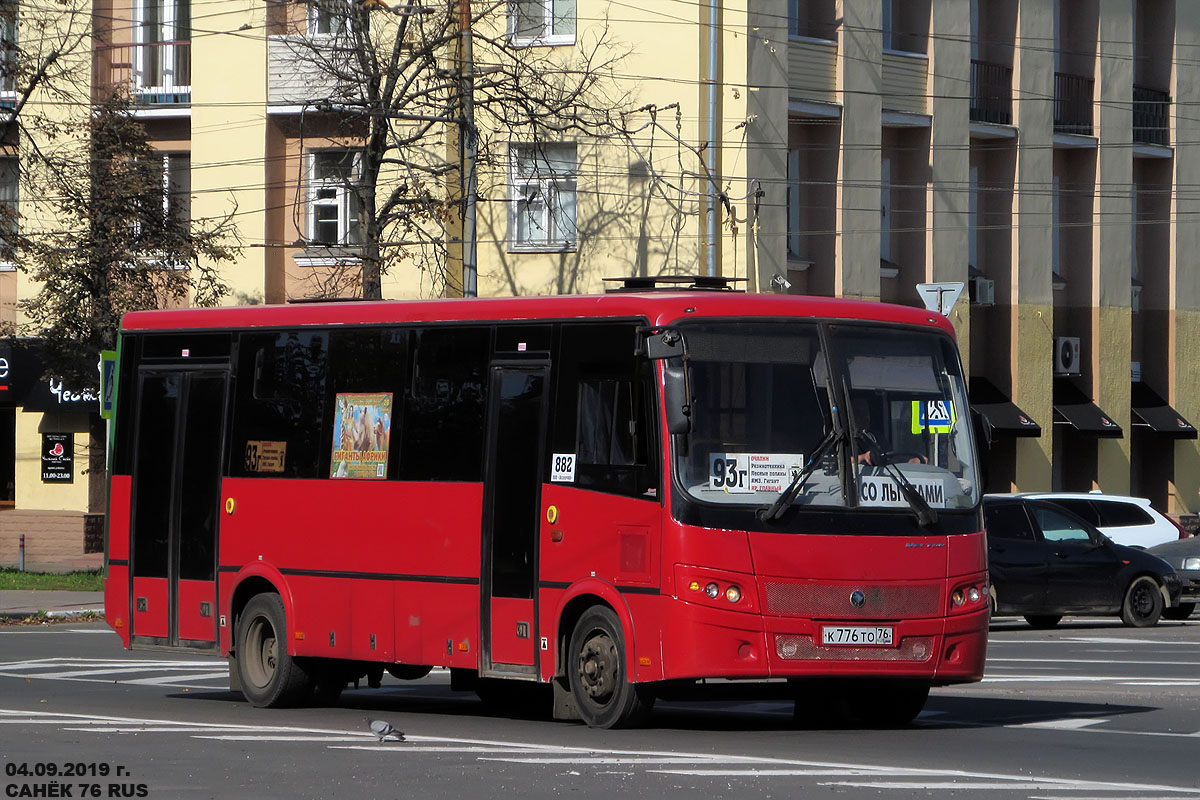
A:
[969,277,995,306]
[1054,336,1081,376]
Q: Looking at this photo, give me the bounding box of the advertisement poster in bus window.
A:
[331,392,393,479]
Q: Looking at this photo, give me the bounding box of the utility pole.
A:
[459,0,478,297]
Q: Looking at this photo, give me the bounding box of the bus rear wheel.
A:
[567,606,653,729]
[236,593,313,708]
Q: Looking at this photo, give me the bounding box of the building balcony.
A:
[94,41,191,105]
[1133,86,1170,146]
[787,36,837,105]
[1054,72,1094,136]
[882,50,928,115]
[970,60,1012,125]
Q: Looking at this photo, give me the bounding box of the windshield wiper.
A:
[857,428,939,528]
[756,427,843,522]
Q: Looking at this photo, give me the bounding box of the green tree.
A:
[12,91,238,386]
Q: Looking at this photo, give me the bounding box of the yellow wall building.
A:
[4,0,1200,566]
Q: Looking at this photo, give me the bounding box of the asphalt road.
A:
[2,617,1199,800]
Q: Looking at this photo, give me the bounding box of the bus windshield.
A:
[672,320,979,512]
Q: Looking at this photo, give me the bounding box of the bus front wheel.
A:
[567,606,653,729]
[236,593,313,708]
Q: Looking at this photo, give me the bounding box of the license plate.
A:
[821,625,894,646]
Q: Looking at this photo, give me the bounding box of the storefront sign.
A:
[41,433,74,483]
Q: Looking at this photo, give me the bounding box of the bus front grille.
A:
[763,582,942,618]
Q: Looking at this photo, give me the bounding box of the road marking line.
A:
[1012,719,1108,730]
[330,746,553,753]
[987,657,1196,665]
[479,757,723,765]
[649,769,944,777]
[825,782,1088,790]
[196,736,379,742]
[124,672,229,686]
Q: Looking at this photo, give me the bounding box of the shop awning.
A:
[1053,381,1123,438]
[969,378,1042,442]
[1132,382,1197,439]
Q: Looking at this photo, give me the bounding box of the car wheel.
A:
[1023,614,1062,629]
[1162,602,1196,621]
[846,680,930,728]
[567,606,654,729]
[236,593,313,708]
[1121,576,1164,627]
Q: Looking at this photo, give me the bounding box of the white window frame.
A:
[968,164,978,270]
[786,148,802,258]
[0,4,17,102]
[509,0,576,47]
[0,155,17,271]
[307,0,354,37]
[880,156,892,264]
[307,149,363,248]
[508,142,578,253]
[132,0,189,98]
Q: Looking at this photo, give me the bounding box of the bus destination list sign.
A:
[41,433,73,483]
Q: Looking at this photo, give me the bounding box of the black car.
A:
[983,495,1183,628]
[1147,537,1200,620]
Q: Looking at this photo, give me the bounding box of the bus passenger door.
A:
[129,369,228,649]
[480,365,548,677]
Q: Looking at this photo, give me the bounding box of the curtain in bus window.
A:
[577,379,634,466]
[553,323,657,499]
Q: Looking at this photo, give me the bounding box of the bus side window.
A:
[325,328,409,479]
[230,331,329,479]
[398,327,490,482]
[554,323,659,499]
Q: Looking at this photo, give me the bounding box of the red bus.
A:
[104,282,987,728]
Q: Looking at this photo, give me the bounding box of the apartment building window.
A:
[786,149,801,258]
[134,0,191,100]
[308,150,364,247]
[509,143,577,251]
[882,0,928,54]
[880,156,893,266]
[788,0,836,40]
[308,0,352,36]
[159,153,190,225]
[510,0,576,45]
[0,1,16,101]
[0,157,16,269]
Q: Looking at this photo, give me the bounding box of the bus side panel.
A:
[538,485,663,682]
[218,478,483,666]
[105,475,132,647]
[288,575,352,657]
[105,564,131,648]
[108,475,132,561]
[414,582,480,670]
[131,577,169,638]
[539,485,661,588]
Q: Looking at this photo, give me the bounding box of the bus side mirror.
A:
[663,366,691,435]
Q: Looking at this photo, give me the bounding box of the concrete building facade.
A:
[4,0,1200,566]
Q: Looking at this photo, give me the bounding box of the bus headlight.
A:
[725,585,742,603]
[705,582,720,599]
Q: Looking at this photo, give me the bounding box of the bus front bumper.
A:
[657,598,987,685]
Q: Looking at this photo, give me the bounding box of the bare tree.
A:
[272,0,636,299]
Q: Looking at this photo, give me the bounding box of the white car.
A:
[1016,492,1187,549]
